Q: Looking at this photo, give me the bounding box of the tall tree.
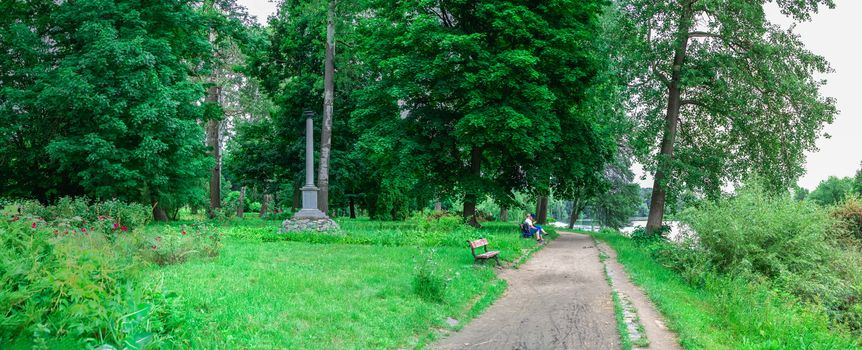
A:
[355,0,609,226]
[809,176,853,206]
[612,0,837,232]
[590,156,641,230]
[0,0,214,218]
[318,0,337,214]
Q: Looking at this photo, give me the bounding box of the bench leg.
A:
[495,256,501,266]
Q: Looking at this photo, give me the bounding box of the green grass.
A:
[590,230,861,350]
[142,217,548,349]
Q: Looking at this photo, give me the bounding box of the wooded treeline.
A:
[1,0,839,228]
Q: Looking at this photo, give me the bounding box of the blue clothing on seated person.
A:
[529,225,542,234]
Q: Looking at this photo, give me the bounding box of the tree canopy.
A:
[610,0,837,231]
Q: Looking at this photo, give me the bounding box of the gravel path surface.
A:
[432,232,620,350]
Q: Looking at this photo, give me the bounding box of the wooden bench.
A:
[467,238,500,266]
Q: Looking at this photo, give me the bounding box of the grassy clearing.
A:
[590,230,861,350]
[143,217,547,349]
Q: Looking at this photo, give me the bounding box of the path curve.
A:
[432,232,620,350]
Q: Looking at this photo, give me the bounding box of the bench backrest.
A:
[468,238,489,249]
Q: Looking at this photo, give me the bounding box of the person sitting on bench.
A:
[524,213,545,243]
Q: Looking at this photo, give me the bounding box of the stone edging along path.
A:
[431,231,681,350]
[593,236,682,350]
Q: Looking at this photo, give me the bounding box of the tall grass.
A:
[592,231,860,349]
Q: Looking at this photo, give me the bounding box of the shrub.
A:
[676,183,862,330]
[412,249,449,303]
[139,223,223,266]
[832,195,862,240]
[248,201,262,212]
[0,217,176,348]
[7,197,150,232]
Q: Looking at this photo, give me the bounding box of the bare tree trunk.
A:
[434,199,442,211]
[237,186,246,218]
[205,85,222,219]
[153,202,169,222]
[462,147,482,228]
[499,206,509,222]
[349,196,356,218]
[568,198,583,229]
[317,0,337,215]
[646,6,693,234]
[535,196,548,224]
[259,193,271,218]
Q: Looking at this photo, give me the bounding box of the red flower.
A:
[121,226,128,232]
[11,217,20,222]
[181,230,186,235]
[81,228,87,233]
[31,222,37,229]
[113,223,119,229]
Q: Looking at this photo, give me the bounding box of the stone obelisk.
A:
[293,110,327,219]
[281,110,338,232]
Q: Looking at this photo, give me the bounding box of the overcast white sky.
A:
[237,0,860,190]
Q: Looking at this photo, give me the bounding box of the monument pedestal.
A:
[280,185,339,233]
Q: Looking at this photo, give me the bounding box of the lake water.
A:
[553,219,687,241]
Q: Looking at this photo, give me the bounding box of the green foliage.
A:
[0,214,176,348]
[248,201,262,212]
[0,0,213,210]
[139,223,223,266]
[809,176,855,206]
[794,185,811,201]
[614,0,837,199]
[592,230,860,349]
[353,0,616,222]
[9,197,150,233]
[676,183,862,331]
[589,158,642,229]
[832,195,862,240]
[413,249,449,303]
[854,163,862,195]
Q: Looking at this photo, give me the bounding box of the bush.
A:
[139,223,223,266]
[833,195,862,240]
[0,216,176,348]
[675,183,862,330]
[7,197,150,232]
[248,201,262,212]
[412,249,449,303]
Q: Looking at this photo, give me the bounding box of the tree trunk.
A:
[568,198,583,229]
[205,85,222,219]
[535,196,548,224]
[153,203,169,222]
[317,0,337,215]
[259,193,270,218]
[646,6,693,234]
[500,206,509,222]
[434,199,442,211]
[237,186,246,218]
[349,197,356,218]
[462,147,482,228]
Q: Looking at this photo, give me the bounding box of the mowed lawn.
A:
[149,218,521,349]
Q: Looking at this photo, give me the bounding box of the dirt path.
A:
[432,232,620,350]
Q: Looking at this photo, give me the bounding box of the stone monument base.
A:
[280,217,340,233]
